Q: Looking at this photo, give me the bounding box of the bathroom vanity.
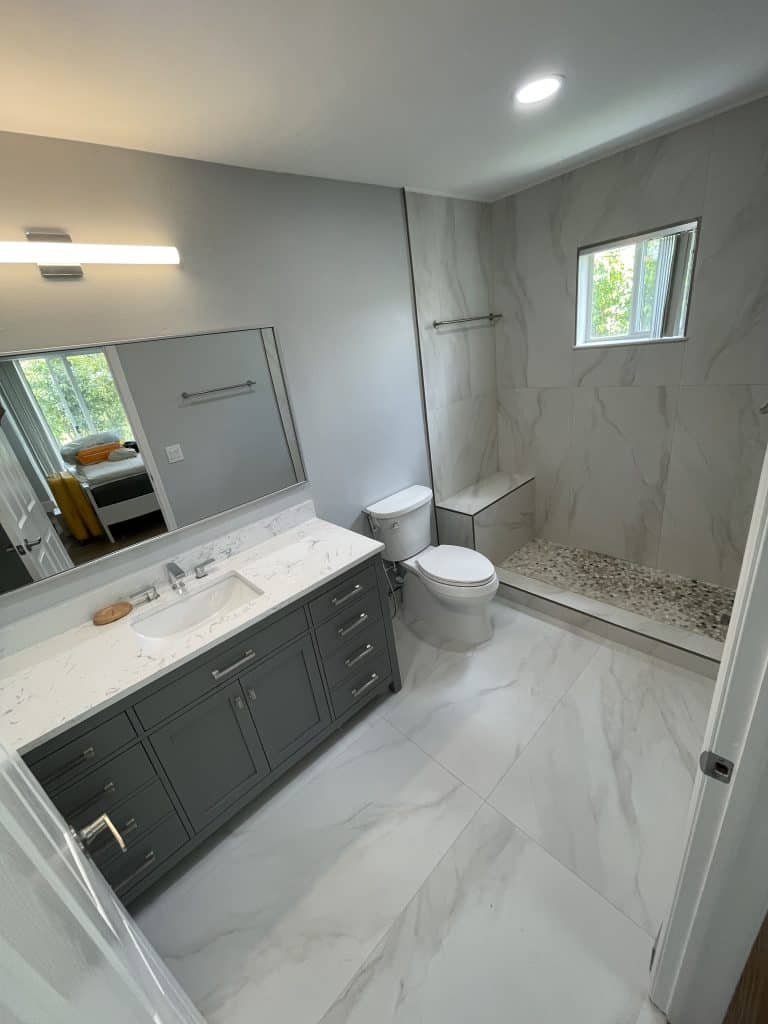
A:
[6,519,400,906]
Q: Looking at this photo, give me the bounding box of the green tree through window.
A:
[19,351,132,446]
[590,246,634,338]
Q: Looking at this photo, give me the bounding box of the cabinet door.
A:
[241,637,331,770]
[150,680,269,832]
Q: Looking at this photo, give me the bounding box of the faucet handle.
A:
[194,558,216,579]
[129,584,159,604]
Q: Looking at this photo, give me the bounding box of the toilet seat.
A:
[416,545,496,588]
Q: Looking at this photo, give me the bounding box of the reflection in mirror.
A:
[0,328,304,597]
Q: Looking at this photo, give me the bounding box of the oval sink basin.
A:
[131,573,263,642]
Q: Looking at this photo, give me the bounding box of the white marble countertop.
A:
[0,518,383,755]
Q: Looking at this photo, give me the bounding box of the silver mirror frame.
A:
[0,325,307,601]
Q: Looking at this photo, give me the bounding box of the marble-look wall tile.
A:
[492,182,575,389]
[429,394,498,503]
[562,117,712,251]
[435,507,473,548]
[497,387,573,540]
[474,480,534,565]
[563,387,677,566]
[658,386,768,587]
[406,191,498,501]
[492,117,713,392]
[572,339,684,388]
[683,98,768,386]
[492,100,767,583]
[406,192,492,329]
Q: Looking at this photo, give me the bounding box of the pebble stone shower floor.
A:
[501,539,735,641]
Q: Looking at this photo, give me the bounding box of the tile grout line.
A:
[384,623,663,950]
[310,794,489,1024]
[490,806,659,942]
[384,682,660,939]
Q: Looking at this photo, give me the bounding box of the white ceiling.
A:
[2,0,767,200]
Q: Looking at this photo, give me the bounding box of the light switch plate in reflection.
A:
[165,443,184,463]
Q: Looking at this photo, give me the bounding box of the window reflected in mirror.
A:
[0,328,304,597]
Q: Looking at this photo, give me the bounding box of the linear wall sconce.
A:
[0,230,181,279]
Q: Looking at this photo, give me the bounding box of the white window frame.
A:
[19,347,127,446]
[575,219,698,349]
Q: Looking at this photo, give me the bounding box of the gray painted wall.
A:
[492,96,768,587]
[115,329,298,528]
[0,131,429,621]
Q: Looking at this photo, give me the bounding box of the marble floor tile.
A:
[384,602,600,796]
[489,643,713,936]
[136,717,480,1024]
[320,805,651,1024]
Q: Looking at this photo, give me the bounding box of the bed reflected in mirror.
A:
[0,327,304,597]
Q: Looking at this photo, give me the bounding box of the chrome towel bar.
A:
[432,313,502,329]
[181,379,256,400]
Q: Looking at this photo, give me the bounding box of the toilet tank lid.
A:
[365,484,433,520]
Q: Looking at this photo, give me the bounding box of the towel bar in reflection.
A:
[181,380,256,400]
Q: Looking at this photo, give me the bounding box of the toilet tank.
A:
[364,485,433,562]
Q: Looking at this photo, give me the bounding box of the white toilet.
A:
[365,485,499,646]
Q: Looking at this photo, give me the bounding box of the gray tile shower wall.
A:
[491,96,768,588]
[405,192,497,502]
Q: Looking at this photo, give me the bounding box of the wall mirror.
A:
[0,327,305,597]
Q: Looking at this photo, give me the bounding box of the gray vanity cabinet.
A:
[150,679,270,831]
[24,554,401,906]
[240,636,330,770]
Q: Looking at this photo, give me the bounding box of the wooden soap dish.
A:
[92,601,133,626]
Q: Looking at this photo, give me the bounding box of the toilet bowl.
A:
[364,486,499,647]
[402,545,499,646]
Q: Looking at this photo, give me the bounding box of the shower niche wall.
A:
[405,96,768,655]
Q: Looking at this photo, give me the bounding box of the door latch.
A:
[699,750,734,784]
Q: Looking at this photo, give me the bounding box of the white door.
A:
[0,734,204,1024]
[650,439,768,1022]
[0,422,72,580]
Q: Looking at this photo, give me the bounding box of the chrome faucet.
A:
[166,561,187,594]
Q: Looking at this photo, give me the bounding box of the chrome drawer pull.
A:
[345,643,374,669]
[212,649,257,681]
[114,850,156,896]
[122,817,139,837]
[351,673,379,699]
[338,612,368,638]
[69,779,115,820]
[331,583,363,607]
[41,744,96,785]
[76,812,127,854]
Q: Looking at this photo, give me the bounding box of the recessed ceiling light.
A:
[515,75,564,105]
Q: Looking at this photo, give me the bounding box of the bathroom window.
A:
[575,220,699,347]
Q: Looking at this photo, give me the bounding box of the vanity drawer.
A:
[29,713,136,791]
[322,620,390,691]
[315,589,383,659]
[309,564,378,625]
[135,606,308,729]
[88,778,176,870]
[330,656,390,718]
[104,812,189,900]
[53,744,156,824]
